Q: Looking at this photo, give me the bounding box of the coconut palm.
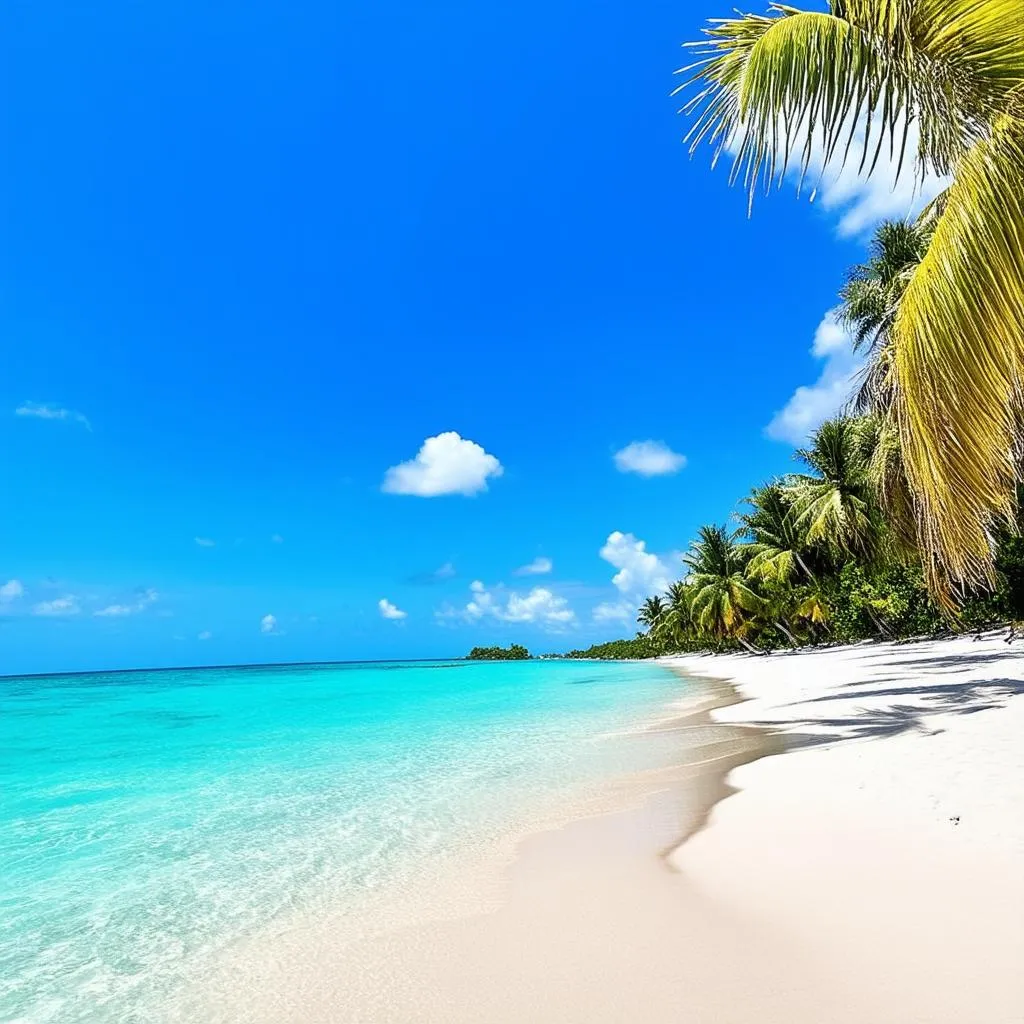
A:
[841,221,932,353]
[676,0,1024,601]
[860,414,918,556]
[794,585,831,635]
[637,595,667,631]
[683,525,764,647]
[839,219,931,414]
[735,579,791,646]
[655,580,695,647]
[738,482,817,585]
[788,418,879,562]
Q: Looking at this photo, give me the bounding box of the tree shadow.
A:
[752,677,1024,751]
[799,677,1024,707]
[860,651,1020,672]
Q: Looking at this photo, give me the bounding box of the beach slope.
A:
[212,635,1024,1023]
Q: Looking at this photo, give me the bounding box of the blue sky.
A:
[1,0,930,674]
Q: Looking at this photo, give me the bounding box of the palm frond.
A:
[676,0,1024,205]
[890,108,1024,601]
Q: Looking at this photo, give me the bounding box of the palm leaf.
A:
[890,107,1024,601]
[676,0,1024,202]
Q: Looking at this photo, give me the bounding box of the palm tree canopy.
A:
[637,595,667,629]
[676,0,1024,195]
[683,524,763,636]
[677,0,1024,603]
[789,418,878,561]
[738,482,814,584]
[840,219,932,353]
[654,580,696,644]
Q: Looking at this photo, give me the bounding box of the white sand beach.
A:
[668,634,1024,1023]
[205,634,1024,1023]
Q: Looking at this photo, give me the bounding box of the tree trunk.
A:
[775,620,799,647]
[865,604,892,638]
[795,552,816,582]
[736,636,766,656]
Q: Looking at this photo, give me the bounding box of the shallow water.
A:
[1,659,681,1023]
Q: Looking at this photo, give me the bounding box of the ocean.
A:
[1,658,682,1023]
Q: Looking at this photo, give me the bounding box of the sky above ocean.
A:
[0,0,934,673]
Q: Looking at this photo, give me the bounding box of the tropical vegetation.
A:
[466,644,531,661]
[675,0,1024,606]
[559,637,662,660]
[622,405,1024,657]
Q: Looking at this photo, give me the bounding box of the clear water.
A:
[1,658,680,1023]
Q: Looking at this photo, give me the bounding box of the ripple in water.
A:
[0,659,682,1023]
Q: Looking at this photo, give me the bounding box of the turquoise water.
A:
[1,658,680,1023]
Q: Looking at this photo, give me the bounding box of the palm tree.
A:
[794,585,831,636]
[655,580,695,647]
[839,219,931,415]
[676,0,1024,602]
[683,525,764,649]
[738,482,816,584]
[860,414,919,558]
[754,583,804,647]
[788,418,879,563]
[637,595,667,631]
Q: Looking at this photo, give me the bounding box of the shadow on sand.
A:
[755,675,1024,751]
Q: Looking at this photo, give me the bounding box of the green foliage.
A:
[575,407,1023,660]
[822,563,944,643]
[994,537,1024,621]
[677,0,1024,603]
[560,636,663,660]
[466,644,531,661]
[636,596,667,630]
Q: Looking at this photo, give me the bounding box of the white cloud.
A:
[93,588,159,618]
[463,579,493,620]
[94,604,133,617]
[599,532,672,598]
[727,112,949,239]
[0,579,24,603]
[15,402,91,430]
[514,556,553,576]
[378,598,408,620]
[613,441,687,477]
[195,536,216,548]
[765,310,864,446]
[815,134,949,239]
[504,588,574,624]
[445,580,575,630]
[32,596,80,617]
[382,431,503,497]
[198,630,213,641]
[271,534,284,544]
[259,613,280,635]
[592,600,635,624]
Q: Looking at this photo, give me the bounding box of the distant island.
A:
[466,644,531,661]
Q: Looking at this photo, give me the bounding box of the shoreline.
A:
[664,633,1024,1020]
[193,635,1023,1022]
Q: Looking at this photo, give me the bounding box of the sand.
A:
[202,634,1024,1023]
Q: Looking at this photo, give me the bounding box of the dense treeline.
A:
[563,2,1024,660]
[628,414,1024,656]
[605,201,1024,657]
[558,637,660,660]
[466,644,531,661]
